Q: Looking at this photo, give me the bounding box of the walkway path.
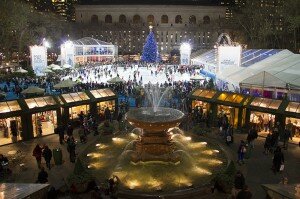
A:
[206,128,300,198]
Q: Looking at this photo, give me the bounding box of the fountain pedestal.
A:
[125,108,184,164]
[132,131,180,163]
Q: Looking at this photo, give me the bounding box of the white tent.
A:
[14,68,28,73]
[62,64,72,69]
[240,71,288,89]
[52,65,63,71]
[218,50,300,89]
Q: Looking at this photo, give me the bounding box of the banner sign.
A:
[61,41,75,67]
[30,45,47,76]
[180,53,190,65]
[218,46,241,72]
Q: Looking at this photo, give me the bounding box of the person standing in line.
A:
[42,145,52,170]
[33,144,43,169]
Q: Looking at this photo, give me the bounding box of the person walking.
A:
[66,123,73,137]
[67,136,76,163]
[247,126,258,149]
[33,144,43,169]
[237,140,246,165]
[57,125,65,144]
[264,133,272,155]
[272,146,284,174]
[42,146,52,170]
[226,125,234,146]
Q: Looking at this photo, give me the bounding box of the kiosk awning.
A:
[250,97,282,109]
[25,96,57,109]
[217,93,245,104]
[192,89,216,99]
[61,92,90,103]
[285,102,300,114]
[90,88,115,99]
[0,101,21,113]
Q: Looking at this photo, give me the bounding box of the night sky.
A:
[79,0,221,5]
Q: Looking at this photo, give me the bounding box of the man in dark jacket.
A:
[57,125,65,144]
[104,107,112,122]
[66,123,73,136]
[42,146,52,170]
[67,136,76,163]
[33,144,43,169]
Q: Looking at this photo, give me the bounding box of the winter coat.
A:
[33,146,42,160]
[42,148,52,162]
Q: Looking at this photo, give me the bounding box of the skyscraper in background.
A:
[24,0,77,21]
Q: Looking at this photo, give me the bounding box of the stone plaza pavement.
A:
[0,128,299,198]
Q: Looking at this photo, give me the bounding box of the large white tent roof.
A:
[217,50,300,88]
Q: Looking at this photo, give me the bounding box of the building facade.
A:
[75,5,226,57]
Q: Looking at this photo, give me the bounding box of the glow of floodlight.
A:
[180,43,191,53]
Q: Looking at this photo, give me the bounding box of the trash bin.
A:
[53,148,63,165]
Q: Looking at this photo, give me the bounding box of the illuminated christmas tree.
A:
[141,26,159,63]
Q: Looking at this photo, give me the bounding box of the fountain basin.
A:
[125,107,185,132]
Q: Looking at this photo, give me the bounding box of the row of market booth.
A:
[189,88,300,143]
[0,88,118,146]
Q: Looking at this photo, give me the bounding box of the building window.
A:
[133,15,141,23]
[91,15,98,25]
[119,14,126,23]
[175,15,182,24]
[161,15,168,24]
[189,15,196,24]
[147,15,154,24]
[203,16,210,24]
[105,15,112,23]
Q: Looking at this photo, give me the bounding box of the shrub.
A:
[67,159,94,192]
[211,160,236,193]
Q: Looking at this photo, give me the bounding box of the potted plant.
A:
[67,159,94,193]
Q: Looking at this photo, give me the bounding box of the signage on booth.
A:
[218,46,241,72]
[30,45,47,76]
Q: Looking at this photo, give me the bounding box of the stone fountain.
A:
[125,85,185,163]
[85,85,226,193]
